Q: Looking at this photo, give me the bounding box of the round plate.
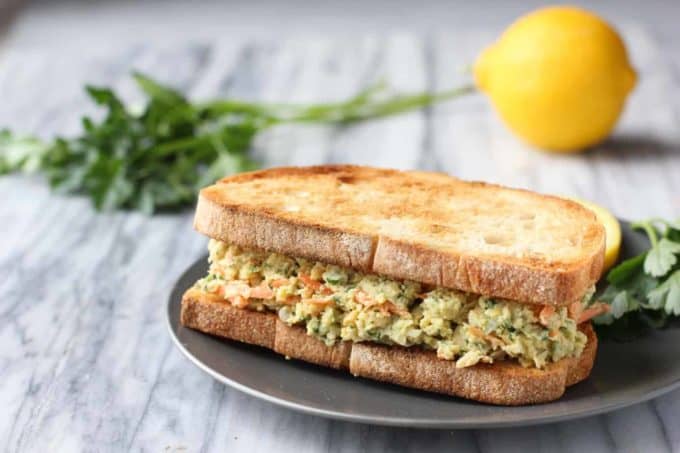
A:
[167,221,680,428]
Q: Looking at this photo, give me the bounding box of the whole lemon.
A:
[474,6,637,152]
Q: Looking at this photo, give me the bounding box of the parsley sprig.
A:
[595,218,680,339]
[0,72,474,213]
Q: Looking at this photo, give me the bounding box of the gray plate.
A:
[166,221,680,428]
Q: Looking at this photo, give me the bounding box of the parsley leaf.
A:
[0,72,474,213]
[611,291,638,318]
[647,270,680,315]
[644,238,680,277]
[607,253,646,285]
[667,222,680,243]
[0,129,50,174]
[595,218,680,339]
[597,264,657,324]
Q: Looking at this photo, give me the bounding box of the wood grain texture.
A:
[0,15,679,453]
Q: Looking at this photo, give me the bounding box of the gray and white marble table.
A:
[1,7,680,453]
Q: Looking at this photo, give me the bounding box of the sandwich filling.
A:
[194,240,603,369]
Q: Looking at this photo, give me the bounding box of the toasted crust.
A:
[351,322,597,405]
[194,165,605,305]
[274,319,352,370]
[181,289,276,348]
[180,289,597,405]
[566,324,598,387]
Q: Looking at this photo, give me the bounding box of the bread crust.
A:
[180,289,597,405]
[194,165,605,305]
[350,322,597,405]
[181,289,276,348]
[274,319,352,370]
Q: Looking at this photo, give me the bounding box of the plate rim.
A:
[166,219,680,429]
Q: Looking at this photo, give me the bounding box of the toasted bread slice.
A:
[181,289,597,405]
[195,165,604,305]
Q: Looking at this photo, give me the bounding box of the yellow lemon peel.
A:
[474,6,637,152]
[567,197,621,272]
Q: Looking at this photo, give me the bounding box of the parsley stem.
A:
[197,81,388,118]
[646,217,680,238]
[283,85,477,124]
[632,220,659,247]
[198,84,477,126]
[127,135,211,166]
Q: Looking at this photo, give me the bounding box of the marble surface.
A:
[1,5,680,452]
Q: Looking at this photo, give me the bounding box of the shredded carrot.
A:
[303,298,334,314]
[355,290,408,317]
[222,282,251,298]
[539,305,556,327]
[383,301,409,317]
[298,273,322,289]
[487,334,505,348]
[249,283,274,299]
[468,326,485,338]
[578,303,610,323]
[270,279,290,288]
[221,281,274,301]
[274,296,300,306]
[568,301,583,320]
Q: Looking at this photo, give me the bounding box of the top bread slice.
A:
[194,165,605,306]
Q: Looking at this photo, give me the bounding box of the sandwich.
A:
[180,165,608,405]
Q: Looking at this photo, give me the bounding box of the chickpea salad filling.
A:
[194,240,605,369]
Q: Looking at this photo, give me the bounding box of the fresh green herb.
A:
[323,269,347,285]
[595,218,680,339]
[0,130,49,174]
[647,271,680,315]
[0,72,474,213]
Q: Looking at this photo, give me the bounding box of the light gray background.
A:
[1,1,679,452]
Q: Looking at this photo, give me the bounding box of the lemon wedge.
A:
[567,197,621,272]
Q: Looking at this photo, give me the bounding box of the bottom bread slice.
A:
[180,288,597,405]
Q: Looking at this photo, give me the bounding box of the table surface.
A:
[2,2,680,452]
